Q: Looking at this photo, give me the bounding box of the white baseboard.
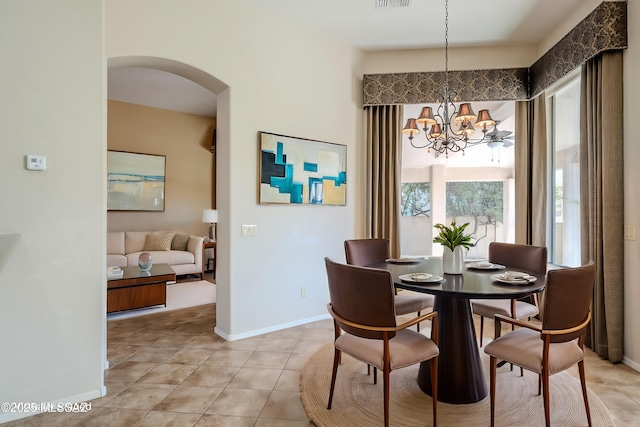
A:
[623,355,640,373]
[215,313,331,341]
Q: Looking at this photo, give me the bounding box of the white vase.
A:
[442,246,464,274]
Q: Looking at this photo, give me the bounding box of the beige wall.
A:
[107,100,215,236]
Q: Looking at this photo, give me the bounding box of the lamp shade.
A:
[202,209,218,223]
[476,109,496,128]
[402,118,420,137]
[455,103,477,123]
[416,106,437,126]
[429,123,443,138]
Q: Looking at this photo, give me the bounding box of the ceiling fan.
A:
[468,121,514,162]
[485,122,514,148]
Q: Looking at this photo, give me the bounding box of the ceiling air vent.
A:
[376,0,413,9]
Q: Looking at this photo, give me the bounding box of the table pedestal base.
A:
[418,295,488,404]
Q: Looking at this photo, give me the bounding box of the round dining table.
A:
[367,257,546,404]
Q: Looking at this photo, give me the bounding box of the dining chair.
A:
[344,239,435,331]
[484,262,595,427]
[324,257,439,427]
[470,242,547,346]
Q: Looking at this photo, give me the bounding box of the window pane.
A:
[400,182,432,256]
[401,182,431,216]
[549,75,581,266]
[445,181,504,259]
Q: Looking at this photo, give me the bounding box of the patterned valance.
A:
[363,1,627,106]
[530,1,627,97]
[363,68,528,105]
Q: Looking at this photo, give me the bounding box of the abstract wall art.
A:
[259,132,347,205]
[107,150,166,211]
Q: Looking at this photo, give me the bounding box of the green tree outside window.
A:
[401,182,431,217]
[446,181,503,244]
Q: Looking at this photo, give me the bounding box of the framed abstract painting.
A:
[107,150,166,211]
[259,132,347,205]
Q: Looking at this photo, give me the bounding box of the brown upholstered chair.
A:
[471,242,547,346]
[344,239,434,331]
[324,257,439,427]
[484,262,595,427]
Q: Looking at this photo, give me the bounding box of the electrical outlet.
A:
[300,287,307,298]
[624,225,637,241]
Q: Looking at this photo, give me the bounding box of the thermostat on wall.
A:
[26,154,46,171]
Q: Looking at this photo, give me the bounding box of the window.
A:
[401,182,431,216]
[546,72,581,267]
[400,182,433,256]
[400,101,516,259]
[445,181,505,258]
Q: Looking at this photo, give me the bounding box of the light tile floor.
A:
[4,286,640,426]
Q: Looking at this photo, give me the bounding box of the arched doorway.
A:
[105,56,229,341]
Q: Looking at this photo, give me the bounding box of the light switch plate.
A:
[241,224,257,236]
[624,225,637,241]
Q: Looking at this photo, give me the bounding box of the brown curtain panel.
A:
[514,94,547,246]
[364,105,403,258]
[580,50,624,362]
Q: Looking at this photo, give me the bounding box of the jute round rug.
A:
[300,343,614,427]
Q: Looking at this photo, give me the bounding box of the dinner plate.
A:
[491,273,538,285]
[386,258,422,264]
[466,262,506,270]
[399,273,442,283]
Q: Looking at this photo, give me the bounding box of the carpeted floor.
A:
[300,343,615,427]
[107,280,216,320]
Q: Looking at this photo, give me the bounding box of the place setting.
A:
[385,257,423,264]
[491,270,537,285]
[466,260,506,270]
[399,272,443,284]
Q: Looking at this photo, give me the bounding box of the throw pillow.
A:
[143,232,174,251]
[171,233,190,251]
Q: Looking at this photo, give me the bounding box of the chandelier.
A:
[402,0,496,158]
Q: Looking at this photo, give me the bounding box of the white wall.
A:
[537,0,610,58]
[622,0,640,371]
[363,45,537,74]
[0,0,105,423]
[106,0,363,339]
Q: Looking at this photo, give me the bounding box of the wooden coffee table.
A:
[107,264,176,313]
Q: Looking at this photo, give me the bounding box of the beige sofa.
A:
[107,231,204,278]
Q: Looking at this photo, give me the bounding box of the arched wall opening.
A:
[105,55,230,340]
[108,56,228,95]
